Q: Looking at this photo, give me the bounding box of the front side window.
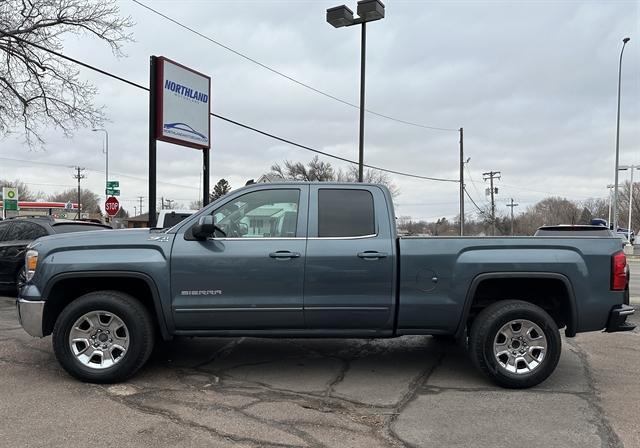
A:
[212,189,300,238]
[318,189,375,237]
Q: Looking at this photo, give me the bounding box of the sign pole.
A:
[203,148,210,206]
[149,56,158,227]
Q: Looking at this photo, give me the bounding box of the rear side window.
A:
[318,189,375,237]
[53,224,110,234]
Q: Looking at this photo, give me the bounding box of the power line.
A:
[1,32,458,183]
[0,156,197,190]
[212,114,458,182]
[130,0,458,133]
[464,188,486,215]
[465,164,486,205]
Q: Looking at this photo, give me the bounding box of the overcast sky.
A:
[1,0,638,220]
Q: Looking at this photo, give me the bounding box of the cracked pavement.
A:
[0,294,638,448]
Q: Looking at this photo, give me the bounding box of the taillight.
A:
[611,251,627,291]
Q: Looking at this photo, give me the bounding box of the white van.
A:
[156,210,196,228]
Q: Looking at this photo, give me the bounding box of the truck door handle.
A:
[357,251,388,260]
[269,251,301,259]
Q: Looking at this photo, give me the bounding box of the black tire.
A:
[469,300,561,389]
[52,291,155,383]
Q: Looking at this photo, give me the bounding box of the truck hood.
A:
[29,228,176,255]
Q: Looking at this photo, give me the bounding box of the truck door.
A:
[304,186,395,331]
[170,185,308,331]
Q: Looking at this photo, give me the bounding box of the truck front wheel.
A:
[469,300,561,389]
[52,291,155,383]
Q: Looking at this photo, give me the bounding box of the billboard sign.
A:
[156,57,211,149]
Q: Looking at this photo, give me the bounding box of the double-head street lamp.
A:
[618,165,637,243]
[327,0,385,183]
[612,37,630,232]
[607,183,615,225]
[92,128,109,204]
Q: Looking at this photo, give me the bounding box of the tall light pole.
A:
[92,128,109,204]
[327,0,385,182]
[612,37,630,232]
[619,165,637,243]
[459,127,464,236]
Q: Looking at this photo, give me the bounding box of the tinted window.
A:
[318,189,375,237]
[162,213,193,228]
[212,189,299,238]
[4,221,48,241]
[53,224,110,234]
[0,222,11,241]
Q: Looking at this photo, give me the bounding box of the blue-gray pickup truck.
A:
[17,182,635,388]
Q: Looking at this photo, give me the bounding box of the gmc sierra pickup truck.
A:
[17,182,635,388]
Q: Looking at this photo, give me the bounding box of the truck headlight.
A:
[25,250,38,281]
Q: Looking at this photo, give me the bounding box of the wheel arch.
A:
[456,272,578,338]
[42,271,171,340]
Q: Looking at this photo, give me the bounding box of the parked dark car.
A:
[0,217,111,293]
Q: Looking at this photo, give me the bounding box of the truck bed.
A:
[397,236,624,335]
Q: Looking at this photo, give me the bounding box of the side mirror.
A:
[192,216,217,240]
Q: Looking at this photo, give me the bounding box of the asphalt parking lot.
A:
[1,272,638,447]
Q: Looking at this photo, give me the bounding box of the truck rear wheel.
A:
[52,291,155,383]
[469,300,561,389]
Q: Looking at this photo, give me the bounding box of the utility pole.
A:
[506,198,519,236]
[459,127,464,236]
[483,171,501,236]
[138,196,144,215]
[160,196,164,210]
[72,167,86,220]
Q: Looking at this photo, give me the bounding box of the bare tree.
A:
[0,0,133,145]
[616,180,640,232]
[268,156,400,197]
[49,187,100,214]
[337,165,400,198]
[270,156,335,182]
[581,197,608,221]
[0,178,41,200]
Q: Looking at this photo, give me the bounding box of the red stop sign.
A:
[105,196,120,217]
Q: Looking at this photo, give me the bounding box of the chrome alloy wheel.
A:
[493,319,547,374]
[68,311,129,369]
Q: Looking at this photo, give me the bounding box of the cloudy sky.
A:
[1,0,638,221]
